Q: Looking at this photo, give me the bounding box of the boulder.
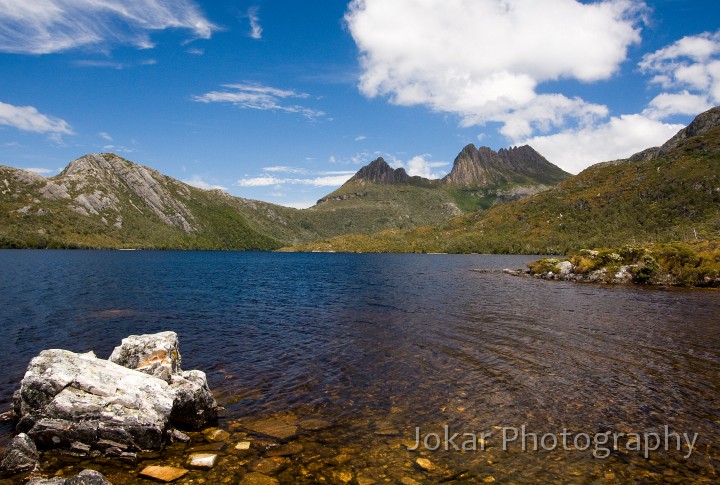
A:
[169,370,218,429]
[0,432,39,474]
[28,469,112,484]
[108,331,218,429]
[10,331,218,461]
[109,331,181,382]
[14,349,174,452]
[556,260,573,275]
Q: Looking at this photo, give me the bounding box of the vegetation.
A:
[526,241,720,287]
[286,120,720,256]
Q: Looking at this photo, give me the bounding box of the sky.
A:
[0,1,718,208]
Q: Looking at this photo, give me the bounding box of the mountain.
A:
[0,153,318,249]
[348,157,411,184]
[443,144,570,186]
[286,106,720,254]
[0,143,568,250]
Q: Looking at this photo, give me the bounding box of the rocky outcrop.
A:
[109,331,181,382]
[0,433,39,474]
[170,370,219,429]
[657,106,720,157]
[61,153,197,232]
[630,106,720,161]
[6,331,218,470]
[349,158,410,184]
[28,469,111,485]
[443,144,569,186]
[14,349,175,452]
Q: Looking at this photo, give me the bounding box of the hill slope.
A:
[0,153,316,249]
[0,144,569,250]
[288,106,720,254]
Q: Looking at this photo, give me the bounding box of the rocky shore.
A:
[0,331,219,483]
[496,243,720,288]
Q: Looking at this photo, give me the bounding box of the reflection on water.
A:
[0,250,718,483]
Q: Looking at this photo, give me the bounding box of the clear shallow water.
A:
[0,250,718,484]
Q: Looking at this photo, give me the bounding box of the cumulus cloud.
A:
[640,30,720,119]
[0,0,215,54]
[193,83,325,120]
[0,100,73,135]
[345,0,645,137]
[398,154,448,179]
[182,175,227,191]
[248,6,262,40]
[523,114,683,173]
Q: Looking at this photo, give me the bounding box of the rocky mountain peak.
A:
[349,157,410,184]
[443,144,568,186]
[658,105,720,156]
[630,106,720,161]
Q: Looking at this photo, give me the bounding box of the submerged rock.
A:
[138,465,189,482]
[187,452,218,469]
[28,469,112,484]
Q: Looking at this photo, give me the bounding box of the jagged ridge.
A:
[443,144,570,186]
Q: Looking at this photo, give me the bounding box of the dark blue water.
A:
[1,250,719,483]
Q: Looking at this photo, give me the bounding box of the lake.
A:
[0,250,718,483]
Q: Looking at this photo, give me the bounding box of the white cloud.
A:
[99,131,112,141]
[25,167,55,175]
[523,114,683,173]
[236,174,355,187]
[0,0,216,54]
[640,30,720,118]
[346,0,645,137]
[248,6,262,40]
[102,144,134,153]
[643,91,712,120]
[193,83,325,120]
[403,155,448,179]
[0,100,73,135]
[182,175,227,191]
[236,176,283,187]
[186,47,204,55]
[262,166,307,174]
[281,200,317,209]
[354,135,367,141]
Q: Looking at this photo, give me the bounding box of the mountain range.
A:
[2,106,718,253]
[0,143,564,249]
[290,106,720,254]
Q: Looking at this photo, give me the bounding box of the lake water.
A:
[0,250,718,484]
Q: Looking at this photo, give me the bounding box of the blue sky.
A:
[0,1,718,208]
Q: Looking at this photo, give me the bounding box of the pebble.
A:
[138,465,189,482]
[235,441,252,450]
[239,472,280,485]
[204,428,231,442]
[415,457,435,471]
[187,453,218,469]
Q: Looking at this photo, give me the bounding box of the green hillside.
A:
[286,107,720,254]
[0,143,567,250]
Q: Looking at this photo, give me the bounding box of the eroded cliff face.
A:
[347,157,410,185]
[2,153,197,233]
[59,153,196,232]
[442,144,570,186]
